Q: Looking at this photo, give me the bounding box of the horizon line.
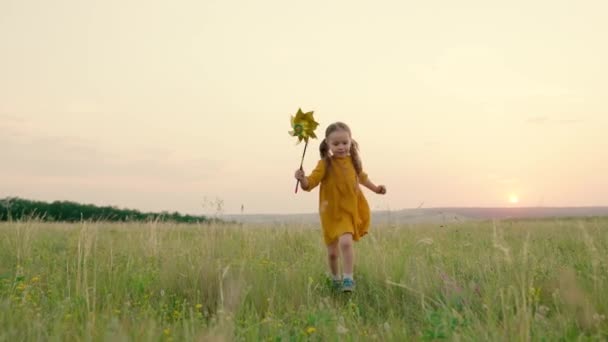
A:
[225,205,608,216]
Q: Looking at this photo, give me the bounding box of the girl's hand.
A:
[376,185,387,195]
[294,169,305,181]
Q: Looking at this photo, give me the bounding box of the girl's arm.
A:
[298,160,326,191]
[360,177,387,194]
[295,169,309,189]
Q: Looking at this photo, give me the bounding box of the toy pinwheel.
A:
[289,108,319,193]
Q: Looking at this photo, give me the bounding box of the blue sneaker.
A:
[342,278,355,292]
[326,275,342,291]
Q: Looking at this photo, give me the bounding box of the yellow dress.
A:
[303,156,371,245]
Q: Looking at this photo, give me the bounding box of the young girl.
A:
[294,122,386,292]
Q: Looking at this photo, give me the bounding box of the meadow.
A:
[0,218,607,341]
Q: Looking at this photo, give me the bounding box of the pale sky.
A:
[1,0,607,215]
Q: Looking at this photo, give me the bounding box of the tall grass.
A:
[0,218,607,341]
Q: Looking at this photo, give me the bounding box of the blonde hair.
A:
[319,122,362,174]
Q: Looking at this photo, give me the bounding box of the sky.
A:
[1,0,607,215]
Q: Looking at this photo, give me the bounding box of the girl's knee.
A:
[327,242,339,259]
[339,233,353,248]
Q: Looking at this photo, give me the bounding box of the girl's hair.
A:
[319,122,363,174]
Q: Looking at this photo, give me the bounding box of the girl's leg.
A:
[327,240,340,278]
[338,233,354,277]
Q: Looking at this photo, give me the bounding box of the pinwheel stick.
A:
[295,140,309,193]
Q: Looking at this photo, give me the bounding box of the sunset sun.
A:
[509,194,519,204]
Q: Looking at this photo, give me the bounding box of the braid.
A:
[319,139,332,169]
[350,139,363,175]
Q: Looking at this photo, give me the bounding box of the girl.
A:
[294,122,386,292]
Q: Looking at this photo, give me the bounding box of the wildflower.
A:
[31,276,40,283]
[163,328,171,336]
[195,304,203,310]
[306,327,316,334]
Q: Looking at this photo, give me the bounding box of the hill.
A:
[225,207,608,225]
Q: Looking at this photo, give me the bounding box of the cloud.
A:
[526,116,549,124]
[486,173,519,185]
[555,119,584,124]
[0,133,224,185]
[64,100,102,115]
[0,114,28,137]
[0,114,26,123]
[498,178,519,185]
[0,125,23,139]
[526,116,584,125]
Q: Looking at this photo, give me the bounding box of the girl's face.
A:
[327,129,351,157]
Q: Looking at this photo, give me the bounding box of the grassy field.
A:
[1,218,607,341]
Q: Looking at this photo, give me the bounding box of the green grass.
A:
[1,218,607,341]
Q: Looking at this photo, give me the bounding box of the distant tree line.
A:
[0,197,213,223]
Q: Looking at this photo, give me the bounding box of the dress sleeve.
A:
[304,160,326,191]
[358,170,369,184]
